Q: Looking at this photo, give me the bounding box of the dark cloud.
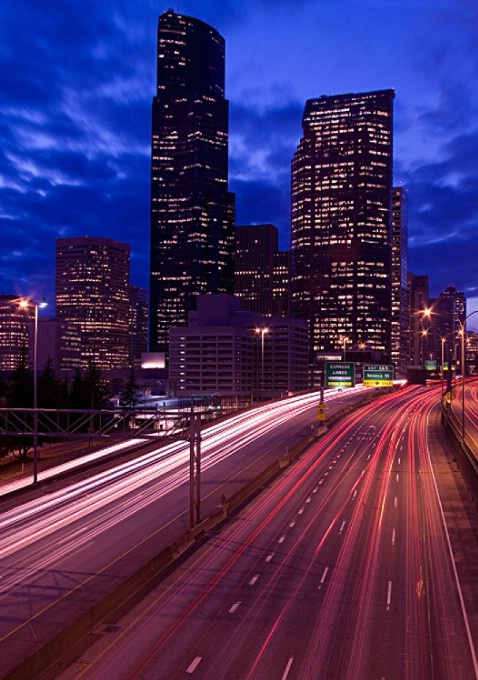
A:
[0,0,477,317]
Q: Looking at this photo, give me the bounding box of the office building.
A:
[169,294,308,399]
[291,90,395,384]
[149,10,235,358]
[130,286,148,368]
[0,295,32,373]
[429,285,466,369]
[407,272,431,367]
[33,319,82,375]
[56,237,131,371]
[235,224,289,316]
[391,187,409,374]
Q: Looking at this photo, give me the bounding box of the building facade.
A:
[291,89,395,384]
[149,10,235,358]
[407,272,431,367]
[391,187,409,375]
[169,294,308,399]
[235,224,289,316]
[55,237,131,371]
[0,295,32,373]
[130,286,148,368]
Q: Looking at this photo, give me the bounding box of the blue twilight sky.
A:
[1,1,477,326]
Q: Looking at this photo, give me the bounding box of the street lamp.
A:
[255,326,269,397]
[342,336,349,362]
[17,297,47,483]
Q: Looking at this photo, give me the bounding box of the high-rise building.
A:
[235,224,289,316]
[0,295,32,373]
[55,237,131,371]
[407,272,431,367]
[291,90,394,384]
[149,10,235,358]
[129,286,148,368]
[429,285,466,368]
[391,187,409,374]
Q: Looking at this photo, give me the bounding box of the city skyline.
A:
[1,1,477,326]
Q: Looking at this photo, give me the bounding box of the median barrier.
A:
[441,405,478,506]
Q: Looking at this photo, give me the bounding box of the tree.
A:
[7,346,33,407]
[38,357,61,408]
[119,372,142,411]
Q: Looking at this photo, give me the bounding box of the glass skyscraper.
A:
[149,10,235,357]
[291,89,395,382]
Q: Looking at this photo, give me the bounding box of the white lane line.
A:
[299,507,305,515]
[339,520,346,535]
[265,553,274,562]
[186,657,202,673]
[229,601,241,613]
[313,487,318,493]
[249,574,259,586]
[352,489,358,500]
[367,453,371,460]
[318,566,329,588]
[306,497,311,503]
[398,457,401,464]
[278,535,286,543]
[392,528,396,545]
[281,657,294,680]
[386,581,392,610]
[396,474,400,482]
[319,479,324,485]
[289,521,296,528]
[324,472,329,477]
[394,496,398,508]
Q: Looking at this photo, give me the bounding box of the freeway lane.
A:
[56,386,478,680]
[0,387,370,678]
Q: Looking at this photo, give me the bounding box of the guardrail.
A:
[441,404,478,505]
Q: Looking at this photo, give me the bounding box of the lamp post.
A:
[255,326,269,398]
[342,336,349,362]
[17,297,47,483]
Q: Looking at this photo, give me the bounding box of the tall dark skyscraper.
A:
[291,90,394,381]
[149,10,235,357]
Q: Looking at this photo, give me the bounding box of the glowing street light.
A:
[255,326,269,397]
[17,297,48,483]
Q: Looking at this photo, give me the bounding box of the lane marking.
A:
[396,474,400,482]
[186,657,202,673]
[398,457,401,464]
[319,566,329,588]
[298,507,305,515]
[229,601,241,613]
[319,479,324,485]
[392,528,396,545]
[265,553,274,562]
[339,520,346,535]
[386,581,392,610]
[352,489,358,500]
[394,496,398,508]
[249,575,259,586]
[278,535,286,543]
[306,497,311,503]
[289,521,296,528]
[313,487,318,493]
[281,657,294,680]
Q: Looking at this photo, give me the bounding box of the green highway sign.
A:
[325,362,355,388]
[363,364,394,387]
[425,360,437,371]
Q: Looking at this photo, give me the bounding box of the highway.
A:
[55,385,478,680]
[0,387,369,678]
